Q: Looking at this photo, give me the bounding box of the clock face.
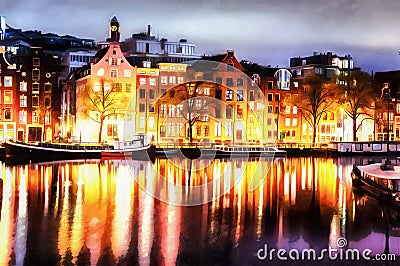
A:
[111,25,118,31]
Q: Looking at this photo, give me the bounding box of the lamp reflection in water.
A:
[0,168,14,266]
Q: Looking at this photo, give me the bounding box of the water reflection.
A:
[0,157,398,265]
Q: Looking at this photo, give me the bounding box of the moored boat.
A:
[201,145,287,159]
[351,163,400,206]
[4,137,150,164]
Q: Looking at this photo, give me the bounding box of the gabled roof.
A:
[91,46,109,64]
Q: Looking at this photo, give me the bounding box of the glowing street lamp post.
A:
[381,85,393,170]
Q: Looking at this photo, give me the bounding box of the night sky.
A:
[2,0,400,73]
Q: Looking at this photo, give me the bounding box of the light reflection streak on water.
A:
[0,166,14,266]
[70,164,84,259]
[0,157,397,264]
[111,164,133,259]
[15,166,28,266]
[58,164,71,257]
[160,188,181,266]
[43,166,49,217]
[138,188,154,266]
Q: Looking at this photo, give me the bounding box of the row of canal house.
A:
[2,15,397,144]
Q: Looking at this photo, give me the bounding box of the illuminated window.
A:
[168,122,175,136]
[20,95,27,107]
[32,96,39,107]
[237,90,243,101]
[97,68,104,76]
[196,125,201,136]
[32,83,39,94]
[160,76,167,84]
[4,108,12,120]
[114,83,122,92]
[45,113,51,124]
[149,78,156,86]
[44,83,52,93]
[177,77,184,84]
[168,105,176,117]
[293,106,297,114]
[203,125,209,136]
[104,83,111,91]
[285,106,291,114]
[149,117,155,129]
[4,76,12,87]
[20,81,27,92]
[4,91,12,104]
[177,122,184,136]
[169,76,176,84]
[177,104,183,117]
[125,83,132,92]
[107,124,118,137]
[215,122,222,137]
[111,69,118,78]
[226,90,233,101]
[285,118,291,127]
[19,110,27,124]
[160,125,166,137]
[292,118,298,126]
[111,58,118,66]
[93,82,100,92]
[123,69,131,78]
[32,111,38,123]
[140,78,146,85]
[225,122,232,137]
[237,105,243,119]
[160,104,167,118]
[139,117,145,129]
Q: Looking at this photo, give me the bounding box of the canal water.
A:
[0,157,399,265]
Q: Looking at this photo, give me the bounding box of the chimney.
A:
[227,50,234,57]
[147,25,151,38]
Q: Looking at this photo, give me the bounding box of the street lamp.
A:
[380,84,393,170]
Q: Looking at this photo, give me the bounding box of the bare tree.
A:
[337,71,378,141]
[80,79,119,143]
[161,81,217,143]
[36,91,60,142]
[284,74,339,144]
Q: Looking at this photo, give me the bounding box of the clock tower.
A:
[109,16,120,42]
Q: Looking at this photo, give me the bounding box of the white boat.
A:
[351,162,400,205]
[201,145,287,159]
